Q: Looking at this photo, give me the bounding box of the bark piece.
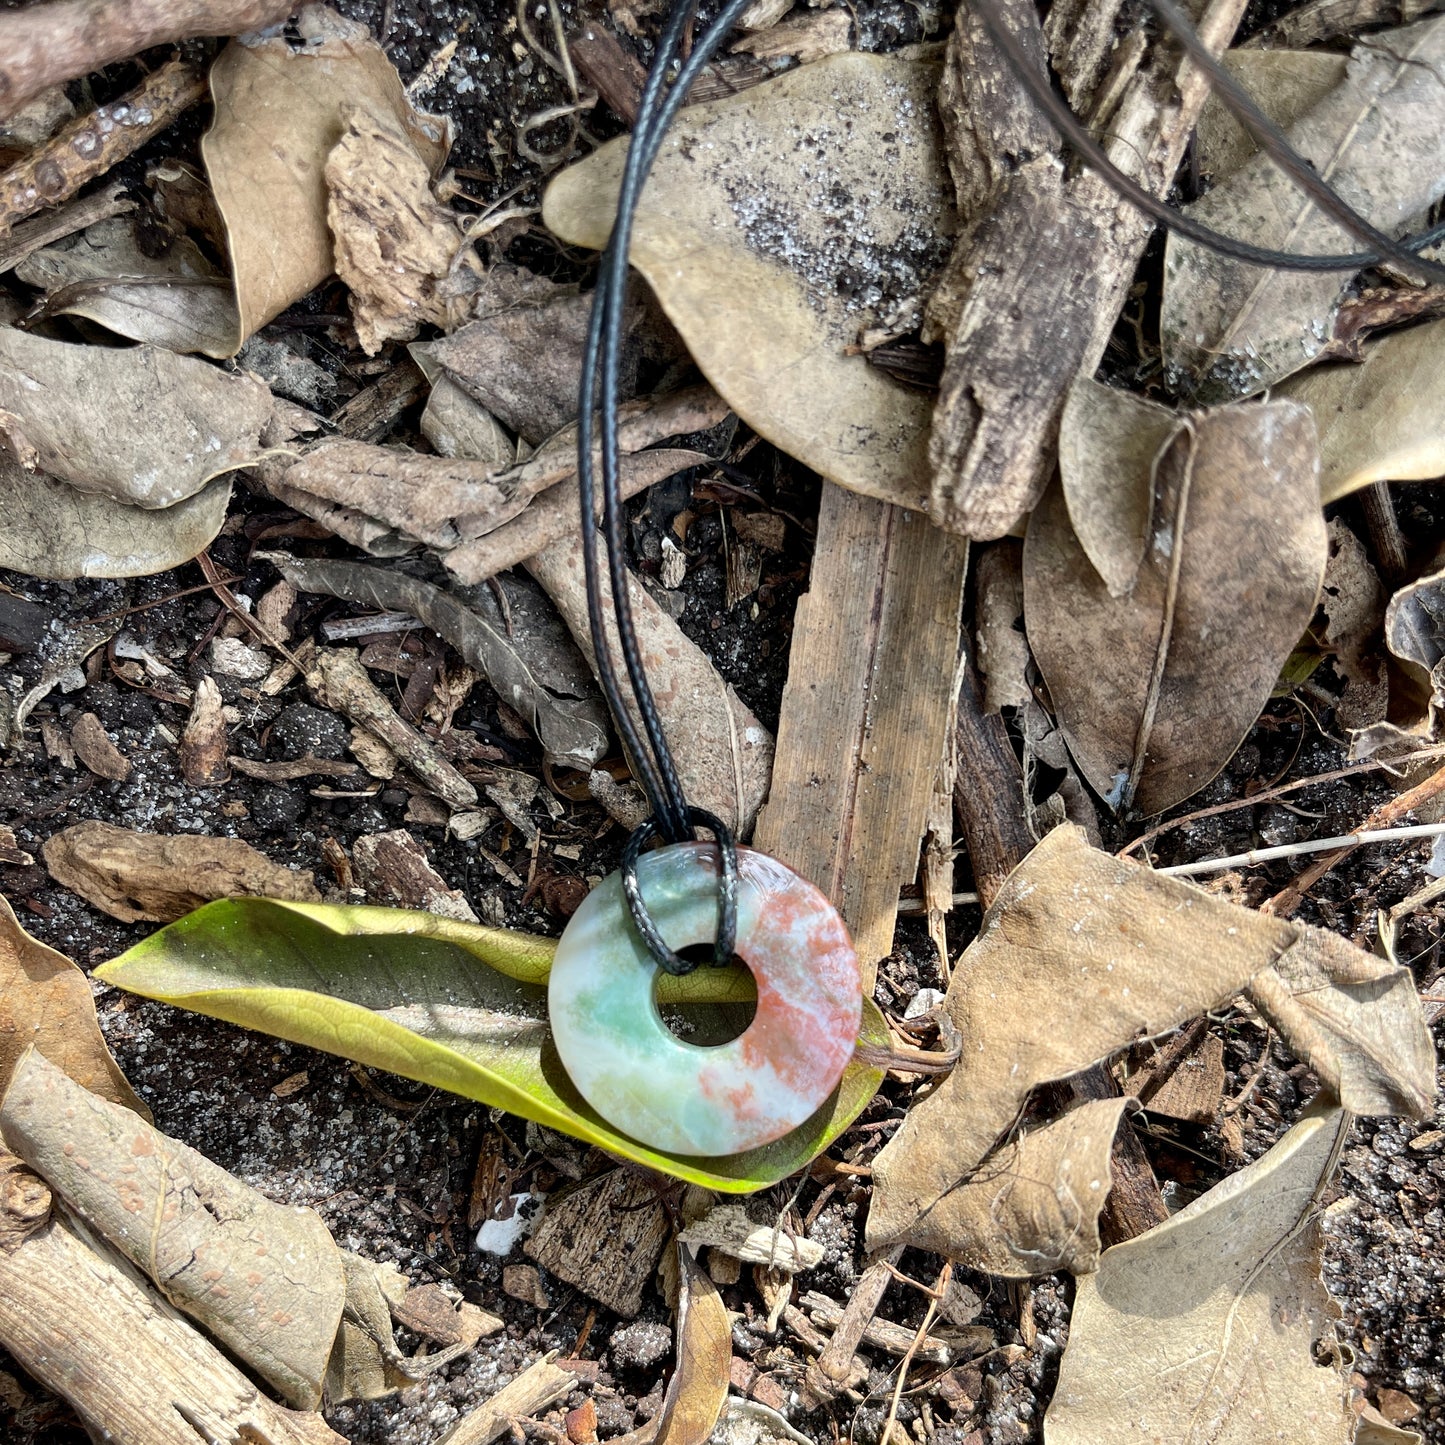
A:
[1,1050,347,1410]
[926,0,1247,539]
[0,0,294,122]
[202,3,448,352]
[180,675,230,785]
[525,1169,671,1317]
[307,648,477,810]
[753,485,966,988]
[0,1153,343,1445]
[0,895,147,1116]
[43,819,321,923]
[528,533,773,837]
[352,829,478,922]
[679,1205,824,1273]
[1130,1030,1226,1124]
[0,59,206,235]
[69,711,130,781]
[802,1246,901,1404]
[227,754,358,782]
[1023,399,1326,817]
[440,1355,580,1445]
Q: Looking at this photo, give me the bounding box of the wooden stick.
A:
[0,59,205,236]
[0,0,293,120]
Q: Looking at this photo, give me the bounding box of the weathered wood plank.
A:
[754,484,967,990]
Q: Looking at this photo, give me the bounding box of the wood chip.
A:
[226,754,359,783]
[440,1354,578,1445]
[351,829,478,922]
[69,712,130,782]
[42,819,320,923]
[180,676,229,786]
[525,1169,670,1318]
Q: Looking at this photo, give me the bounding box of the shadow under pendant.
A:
[548,842,862,1156]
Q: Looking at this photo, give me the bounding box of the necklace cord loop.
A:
[578,0,754,974]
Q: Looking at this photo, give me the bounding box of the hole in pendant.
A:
[655,945,757,1047]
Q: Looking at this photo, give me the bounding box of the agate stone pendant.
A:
[548,842,862,1156]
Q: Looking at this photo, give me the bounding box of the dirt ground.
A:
[2,1,1444,1442]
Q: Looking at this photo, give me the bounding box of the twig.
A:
[1264,762,1445,916]
[1117,745,1445,857]
[0,182,134,274]
[0,59,206,235]
[878,1264,949,1445]
[1159,823,1445,878]
[195,550,304,672]
[0,0,292,120]
[1359,481,1409,584]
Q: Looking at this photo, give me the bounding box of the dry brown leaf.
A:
[69,711,131,782]
[653,1243,731,1445]
[0,895,147,1117]
[1162,15,1445,400]
[259,438,558,553]
[962,1097,1130,1277]
[0,327,270,507]
[528,532,774,836]
[542,54,955,511]
[1024,398,1325,816]
[1045,1106,1353,1445]
[420,271,651,448]
[1194,50,1346,182]
[866,825,1434,1272]
[326,105,480,353]
[202,3,448,352]
[1276,318,1445,503]
[1251,926,1436,1120]
[1,1048,346,1409]
[1057,377,1177,599]
[42,819,321,923]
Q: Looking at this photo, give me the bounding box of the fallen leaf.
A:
[0,895,147,1116]
[1057,376,1177,599]
[69,711,131,782]
[271,555,610,771]
[1,1048,345,1409]
[529,531,774,835]
[543,54,956,510]
[865,826,1434,1271]
[1194,49,1346,182]
[42,819,322,923]
[649,1244,730,1445]
[1045,1106,1353,1445]
[202,3,448,352]
[94,897,887,1192]
[1162,15,1445,400]
[1024,397,1326,815]
[1276,318,1445,503]
[326,105,480,353]
[0,327,271,506]
[420,270,648,448]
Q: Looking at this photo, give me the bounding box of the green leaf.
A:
[95,899,884,1192]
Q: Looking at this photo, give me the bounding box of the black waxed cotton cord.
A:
[578,0,753,974]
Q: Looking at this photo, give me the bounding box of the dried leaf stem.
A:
[1160,822,1445,877]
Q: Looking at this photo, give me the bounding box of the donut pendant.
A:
[548,842,862,1156]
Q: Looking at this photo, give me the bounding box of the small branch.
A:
[0,58,205,236]
[0,0,292,121]
[1162,822,1445,878]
